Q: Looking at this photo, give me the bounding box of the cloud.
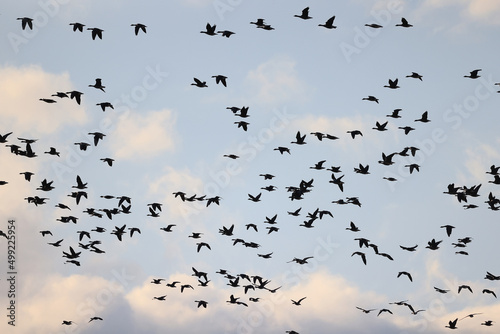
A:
[419,0,500,25]
[0,65,87,136]
[109,109,178,160]
[245,56,310,105]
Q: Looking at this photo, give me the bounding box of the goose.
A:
[200,23,217,35]
[66,91,83,105]
[88,132,106,146]
[294,7,312,20]
[415,111,430,122]
[445,318,458,329]
[291,131,306,144]
[218,30,235,37]
[234,121,249,131]
[69,22,85,32]
[131,23,147,35]
[365,23,383,28]
[291,297,307,305]
[373,121,388,131]
[87,27,103,40]
[88,317,103,322]
[362,95,379,103]
[97,102,113,111]
[318,16,336,29]
[52,92,69,98]
[40,98,57,103]
[212,75,227,86]
[0,132,13,143]
[396,17,413,27]
[17,17,33,30]
[406,72,423,81]
[464,69,481,79]
[384,78,399,89]
[397,271,413,282]
[89,78,105,92]
[346,221,360,232]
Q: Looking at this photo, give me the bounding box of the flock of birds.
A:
[1,5,499,333]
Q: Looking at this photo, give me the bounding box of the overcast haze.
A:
[1,0,500,333]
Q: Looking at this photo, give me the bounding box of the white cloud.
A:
[245,56,310,105]
[109,109,178,160]
[0,65,87,136]
[419,0,500,25]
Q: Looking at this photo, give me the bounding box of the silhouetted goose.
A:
[89,78,105,92]
[464,69,481,79]
[489,175,500,184]
[87,27,103,40]
[258,252,273,259]
[250,18,266,27]
[128,227,141,237]
[434,287,449,294]
[384,79,399,89]
[131,23,147,35]
[261,185,277,192]
[378,152,396,166]
[88,317,103,322]
[153,295,167,301]
[347,130,362,139]
[48,239,63,247]
[373,121,388,131]
[274,146,290,154]
[62,320,76,325]
[458,285,472,293]
[196,242,211,252]
[40,98,57,103]
[415,111,430,122]
[248,193,261,202]
[295,7,312,20]
[212,75,227,86]
[191,78,207,87]
[62,246,81,259]
[481,320,494,326]
[100,158,114,166]
[365,23,383,28]
[195,300,208,308]
[354,163,370,174]
[97,102,113,111]
[356,306,375,313]
[88,132,106,146]
[398,126,415,136]
[487,165,500,175]
[218,30,235,37]
[258,24,275,30]
[426,239,442,250]
[406,72,423,81]
[69,22,85,32]
[66,91,83,105]
[346,221,360,232]
[235,106,249,118]
[400,244,418,252]
[291,297,307,305]
[362,95,379,103]
[378,309,393,316]
[398,271,413,282]
[20,171,34,181]
[482,289,497,298]
[219,224,234,236]
[200,23,217,35]
[310,160,326,170]
[44,147,60,156]
[52,92,68,98]
[329,174,344,192]
[287,207,301,216]
[291,131,306,145]
[445,318,458,329]
[396,17,413,27]
[0,132,12,143]
[440,225,455,237]
[318,15,336,29]
[234,121,249,131]
[352,251,367,265]
[17,17,33,30]
[405,164,420,174]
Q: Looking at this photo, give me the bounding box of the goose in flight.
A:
[62,320,76,325]
[89,317,103,322]
[274,146,290,154]
[291,297,307,305]
[212,75,227,87]
[373,121,388,131]
[406,72,423,81]
[362,95,379,103]
[131,23,147,35]
[384,79,399,89]
[347,130,363,139]
[354,164,370,174]
[445,318,458,329]
[191,77,207,87]
[48,239,63,247]
[356,306,376,314]
[195,300,208,308]
[294,7,312,20]
[17,17,33,30]
[67,91,83,105]
[88,132,106,146]
[153,295,167,301]
[400,244,418,252]
[100,158,114,166]
[200,23,217,35]
[397,271,413,282]
[89,78,105,92]
[464,69,481,79]
[44,147,60,156]
[0,132,12,143]
[482,289,497,298]
[248,193,262,202]
[319,15,336,29]
[87,27,104,40]
[352,251,367,265]
[426,239,442,250]
[398,126,415,135]
[218,30,235,38]
[396,17,413,27]
[440,225,455,237]
[291,131,306,145]
[97,102,114,111]
[458,285,472,294]
[39,98,57,103]
[378,309,393,316]
[365,23,383,28]
[234,121,249,131]
[69,22,85,32]
[415,111,430,122]
[52,92,68,98]
[346,221,360,232]
[160,224,176,232]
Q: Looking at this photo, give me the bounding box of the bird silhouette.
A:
[319,16,336,29]
[89,78,106,92]
[294,7,312,20]
[131,23,147,35]
[87,27,103,40]
[200,23,217,35]
[212,75,227,87]
[464,69,481,79]
[17,17,33,30]
[291,297,307,305]
[396,17,413,27]
[69,22,85,32]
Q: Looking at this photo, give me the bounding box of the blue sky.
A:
[1,0,500,333]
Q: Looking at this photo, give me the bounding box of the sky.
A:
[1,0,500,333]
